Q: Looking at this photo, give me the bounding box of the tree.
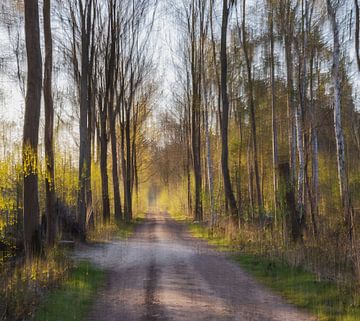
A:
[268,0,279,222]
[43,0,56,246]
[278,0,297,186]
[327,0,353,240]
[23,0,42,257]
[240,0,263,218]
[189,0,203,222]
[65,0,96,236]
[98,85,111,223]
[276,0,301,241]
[355,0,360,71]
[220,0,238,216]
[107,0,122,223]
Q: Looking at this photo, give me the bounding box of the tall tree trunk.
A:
[235,107,243,218]
[327,0,354,240]
[247,138,255,222]
[309,53,318,237]
[294,0,309,238]
[120,119,128,221]
[85,2,96,231]
[85,83,94,229]
[204,95,215,226]
[186,128,193,215]
[242,0,263,218]
[269,4,278,223]
[23,0,42,258]
[355,0,360,71]
[220,0,238,216]
[107,10,122,222]
[191,92,202,222]
[110,101,122,222]
[125,109,133,222]
[185,69,193,216]
[295,98,306,237]
[190,4,203,222]
[100,98,110,224]
[86,83,94,230]
[284,33,297,186]
[43,0,56,247]
[77,0,92,238]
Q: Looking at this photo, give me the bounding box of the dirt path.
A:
[74,212,317,321]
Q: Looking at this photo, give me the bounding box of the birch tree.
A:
[240,0,263,218]
[327,0,353,239]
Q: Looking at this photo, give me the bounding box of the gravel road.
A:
[74,212,317,321]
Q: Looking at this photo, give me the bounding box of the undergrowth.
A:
[171,213,360,321]
[0,249,71,321]
[33,261,105,321]
[87,213,146,242]
[235,254,360,321]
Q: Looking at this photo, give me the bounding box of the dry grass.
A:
[0,248,71,321]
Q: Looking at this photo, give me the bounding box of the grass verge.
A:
[116,217,144,239]
[179,217,360,321]
[235,254,360,321]
[88,215,145,242]
[187,222,235,251]
[34,261,105,321]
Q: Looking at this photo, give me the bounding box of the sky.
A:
[0,0,360,146]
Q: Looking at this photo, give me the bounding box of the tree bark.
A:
[99,96,111,224]
[190,2,203,222]
[125,108,133,222]
[120,114,128,220]
[220,0,238,217]
[355,0,360,71]
[278,162,299,242]
[269,4,278,223]
[242,0,263,218]
[281,1,297,186]
[43,0,56,246]
[294,0,309,238]
[77,0,93,239]
[23,0,42,258]
[309,52,318,237]
[110,99,122,223]
[327,0,354,239]
[105,6,122,223]
[284,33,297,186]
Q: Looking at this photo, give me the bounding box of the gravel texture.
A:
[74,212,317,321]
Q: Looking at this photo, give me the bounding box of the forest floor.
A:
[73,212,317,321]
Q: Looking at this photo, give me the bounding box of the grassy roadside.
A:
[235,255,360,321]
[117,215,146,239]
[33,261,105,321]
[175,216,360,321]
[33,216,145,321]
[87,213,146,242]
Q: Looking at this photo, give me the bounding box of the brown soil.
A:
[74,212,317,321]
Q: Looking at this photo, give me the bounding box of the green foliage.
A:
[234,255,360,321]
[1,249,71,320]
[185,218,360,321]
[188,222,233,251]
[0,154,22,265]
[157,179,191,221]
[116,221,139,239]
[54,153,79,208]
[87,216,145,242]
[34,261,105,321]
